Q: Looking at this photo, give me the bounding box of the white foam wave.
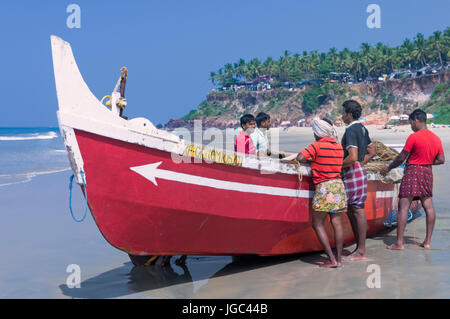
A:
[0,167,71,187]
[0,131,58,141]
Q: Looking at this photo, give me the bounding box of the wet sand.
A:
[1,126,449,298]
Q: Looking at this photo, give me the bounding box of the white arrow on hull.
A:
[130,161,313,198]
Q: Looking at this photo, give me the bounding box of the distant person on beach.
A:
[381,109,445,250]
[251,112,271,156]
[235,114,256,155]
[341,100,376,261]
[296,118,347,268]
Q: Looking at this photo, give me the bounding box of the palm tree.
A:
[209,71,217,86]
[413,33,428,67]
[431,31,444,66]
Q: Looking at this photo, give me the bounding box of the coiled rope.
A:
[69,172,89,222]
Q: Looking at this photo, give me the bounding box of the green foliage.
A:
[369,101,378,109]
[430,106,450,124]
[209,27,450,87]
[182,109,199,121]
[264,90,292,111]
[427,82,450,124]
[302,87,326,114]
[182,101,224,120]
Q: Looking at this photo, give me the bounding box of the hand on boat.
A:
[380,166,390,176]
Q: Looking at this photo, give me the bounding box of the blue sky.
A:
[0,0,449,127]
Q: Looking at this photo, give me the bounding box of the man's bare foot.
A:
[419,242,431,249]
[319,261,342,268]
[343,252,366,261]
[387,243,404,250]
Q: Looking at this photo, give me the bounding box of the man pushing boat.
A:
[381,109,445,250]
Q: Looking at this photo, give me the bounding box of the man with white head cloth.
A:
[312,118,339,143]
[296,118,347,268]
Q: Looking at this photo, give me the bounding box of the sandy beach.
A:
[1,126,449,298]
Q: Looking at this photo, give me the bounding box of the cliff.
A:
[166,71,450,129]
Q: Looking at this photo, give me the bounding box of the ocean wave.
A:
[0,167,71,187]
[0,131,58,141]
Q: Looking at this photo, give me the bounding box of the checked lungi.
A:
[342,161,367,209]
[399,164,433,199]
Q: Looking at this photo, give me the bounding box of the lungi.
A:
[312,179,347,213]
[342,161,367,209]
[399,164,433,199]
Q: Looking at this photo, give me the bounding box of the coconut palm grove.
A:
[209,28,449,88]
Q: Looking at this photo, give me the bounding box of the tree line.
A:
[209,28,450,88]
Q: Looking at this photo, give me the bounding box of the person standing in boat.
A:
[380,109,445,250]
[296,118,347,268]
[235,114,256,155]
[341,100,376,261]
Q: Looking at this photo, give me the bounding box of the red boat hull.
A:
[75,129,393,256]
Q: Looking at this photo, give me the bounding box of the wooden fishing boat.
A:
[51,36,398,264]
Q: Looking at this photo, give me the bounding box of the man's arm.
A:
[296,152,308,164]
[433,153,445,165]
[380,150,409,176]
[342,147,358,168]
[362,144,376,165]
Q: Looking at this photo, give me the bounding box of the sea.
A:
[0,127,70,187]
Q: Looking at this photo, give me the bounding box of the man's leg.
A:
[344,206,367,260]
[330,213,344,264]
[346,206,359,251]
[387,197,413,250]
[312,211,340,267]
[419,196,436,249]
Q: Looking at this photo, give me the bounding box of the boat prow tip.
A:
[50,35,69,47]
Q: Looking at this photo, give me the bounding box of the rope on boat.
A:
[69,172,89,223]
[296,160,303,183]
[101,67,128,110]
[144,256,158,266]
[100,95,112,109]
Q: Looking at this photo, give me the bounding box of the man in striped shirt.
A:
[297,118,347,268]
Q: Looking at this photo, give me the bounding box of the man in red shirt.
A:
[381,109,445,250]
[235,114,256,155]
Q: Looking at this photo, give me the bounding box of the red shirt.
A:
[300,137,344,184]
[234,131,256,155]
[403,129,444,165]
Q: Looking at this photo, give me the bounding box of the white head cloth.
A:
[312,118,339,143]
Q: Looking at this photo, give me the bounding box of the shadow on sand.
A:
[59,254,304,299]
[60,226,420,298]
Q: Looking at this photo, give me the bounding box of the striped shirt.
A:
[300,137,344,184]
